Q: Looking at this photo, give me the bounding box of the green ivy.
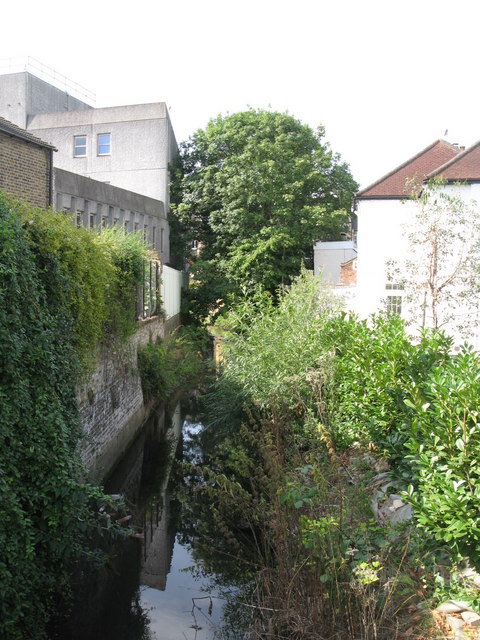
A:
[0,194,148,639]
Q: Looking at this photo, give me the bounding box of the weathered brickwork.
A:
[77,315,166,482]
[340,257,357,285]
[0,130,52,208]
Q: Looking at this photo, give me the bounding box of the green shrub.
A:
[0,196,119,639]
[138,327,211,402]
[15,199,113,368]
[329,314,451,455]
[206,270,340,433]
[405,346,480,562]
[94,226,149,337]
[11,197,150,370]
[137,341,170,401]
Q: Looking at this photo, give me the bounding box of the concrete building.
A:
[0,60,177,264]
[54,167,169,263]
[28,102,177,216]
[314,240,357,283]
[0,115,55,208]
[0,60,93,129]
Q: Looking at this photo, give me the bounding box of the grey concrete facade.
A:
[54,168,170,261]
[0,69,178,260]
[0,71,92,129]
[28,102,177,211]
[314,240,357,284]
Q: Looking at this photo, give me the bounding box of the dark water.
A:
[61,396,249,640]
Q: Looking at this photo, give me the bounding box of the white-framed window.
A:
[74,135,86,157]
[97,133,111,156]
[385,282,404,316]
[386,295,402,315]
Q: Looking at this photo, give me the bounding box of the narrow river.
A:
[61,394,249,640]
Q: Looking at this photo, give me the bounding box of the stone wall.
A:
[77,315,166,483]
[0,129,52,208]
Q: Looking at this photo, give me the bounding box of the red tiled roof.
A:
[427,141,480,181]
[357,140,462,198]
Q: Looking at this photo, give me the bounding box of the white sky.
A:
[2,0,480,188]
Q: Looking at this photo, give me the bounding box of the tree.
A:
[391,180,480,340]
[170,109,358,321]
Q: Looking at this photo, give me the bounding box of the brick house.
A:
[0,115,55,208]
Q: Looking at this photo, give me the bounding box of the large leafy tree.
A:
[170,109,358,321]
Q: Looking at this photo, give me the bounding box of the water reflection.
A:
[58,396,249,640]
[105,397,244,640]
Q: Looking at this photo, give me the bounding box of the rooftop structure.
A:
[356,140,462,199]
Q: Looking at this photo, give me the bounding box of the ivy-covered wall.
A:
[0,192,157,639]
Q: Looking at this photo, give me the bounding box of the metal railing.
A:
[0,56,96,105]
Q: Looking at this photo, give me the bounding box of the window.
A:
[385,282,403,316]
[385,283,404,290]
[160,228,164,252]
[89,214,95,229]
[152,226,156,248]
[74,135,86,157]
[144,225,148,242]
[97,133,111,156]
[387,295,402,315]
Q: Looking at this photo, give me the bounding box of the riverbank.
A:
[191,272,480,639]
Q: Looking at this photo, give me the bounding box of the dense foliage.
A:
[0,194,149,639]
[198,271,480,637]
[15,200,149,369]
[170,109,358,321]
[137,326,211,402]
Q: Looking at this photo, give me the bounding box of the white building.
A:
[314,140,480,348]
[316,138,480,346]
[314,240,357,283]
[355,140,462,321]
